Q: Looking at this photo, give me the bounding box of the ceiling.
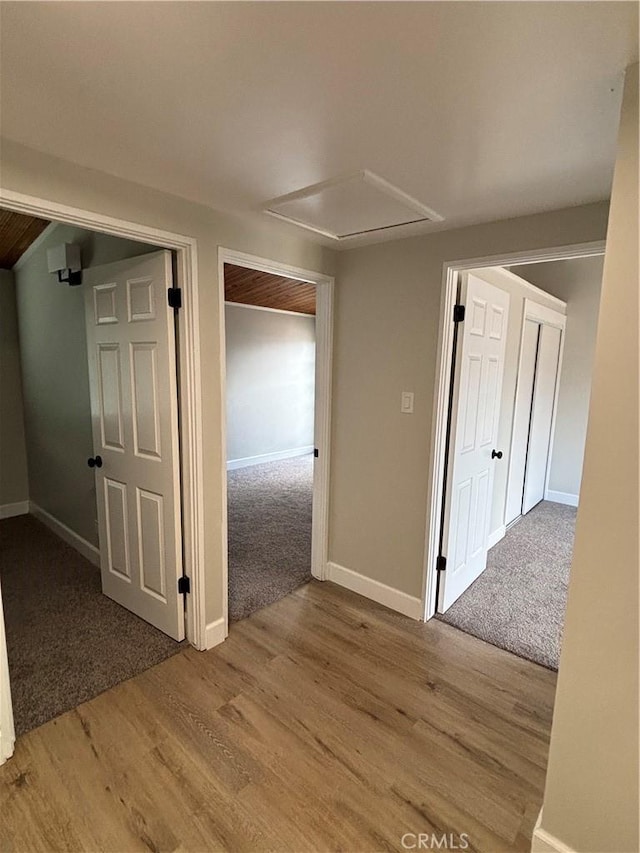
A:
[224,264,315,315]
[0,3,637,249]
[0,210,50,269]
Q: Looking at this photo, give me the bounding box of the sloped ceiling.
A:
[0,209,50,269]
[224,264,315,316]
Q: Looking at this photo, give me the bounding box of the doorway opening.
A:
[424,245,605,670]
[219,249,333,627]
[0,201,204,751]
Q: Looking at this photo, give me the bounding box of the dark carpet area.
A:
[227,454,313,622]
[439,501,577,670]
[0,515,182,736]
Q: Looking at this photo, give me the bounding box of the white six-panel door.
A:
[83,250,185,640]
[438,273,510,612]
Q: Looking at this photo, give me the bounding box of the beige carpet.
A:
[439,501,576,670]
[227,454,313,622]
[0,515,183,736]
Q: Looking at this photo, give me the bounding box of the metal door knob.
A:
[491,449,503,460]
[87,455,103,468]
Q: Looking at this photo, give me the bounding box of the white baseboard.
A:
[29,502,100,567]
[227,446,314,471]
[532,810,576,853]
[0,500,29,520]
[204,616,226,650]
[545,490,579,508]
[326,561,422,620]
[488,524,506,549]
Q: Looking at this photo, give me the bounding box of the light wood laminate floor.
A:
[0,581,557,852]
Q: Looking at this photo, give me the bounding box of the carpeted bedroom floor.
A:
[227,454,313,622]
[1,456,312,735]
[0,515,183,737]
[439,500,577,670]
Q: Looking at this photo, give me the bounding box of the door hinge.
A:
[314,448,319,458]
[453,304,465,323]
[178,575,191,595]
[436,555,447,573]
[168,287,182,310]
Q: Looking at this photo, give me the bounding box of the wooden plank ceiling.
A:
[0,210,50,269]
[224,263,316,315]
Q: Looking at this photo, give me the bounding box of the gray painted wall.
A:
[330,202,608,599]
[225,304,315,463]
[0,269,29,507]
[15,222,157,546]
[515,256,603,501]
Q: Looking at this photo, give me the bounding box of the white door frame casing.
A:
[218,248,334,629]
[0,188,207,656]
[422,240,605,621]
[0,578,15,765]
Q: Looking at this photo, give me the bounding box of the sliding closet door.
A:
[505,319,539,525]
[523,324,562,514]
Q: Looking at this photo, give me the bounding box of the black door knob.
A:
[491,449,503,460]
[88,455,103,468]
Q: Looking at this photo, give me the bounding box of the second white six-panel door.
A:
[83,250,185,641]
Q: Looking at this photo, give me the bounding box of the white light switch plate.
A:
[401,391,414,413]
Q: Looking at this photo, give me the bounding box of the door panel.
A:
[104,478,131,580]
[523,324,562,514]
[131,342,161,458]
[137,488,166,600]
[98,344,125,449]
[84,250,184,640]
[505,319,540,525]
[438,272,510,612]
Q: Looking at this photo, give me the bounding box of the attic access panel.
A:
[264,171,443,241]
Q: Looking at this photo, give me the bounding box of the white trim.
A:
[422,240,605,621]
[11,221,58,271]
[545,490,579,507]
[0,187,207,653]
[263,170,444,242]
[227,447,314,471]
[0,501,29,520]
[219,248,334,627]
[532,810,576,853]
[422,264,459,625]
[327,561,422,620]
[311,272,334,583]
[468,241,606,269]
[220,247,333,286]
[204,617,226,650]
[543,321,566,507]
[225,300,315,319]
[0,576,15,766]
[488,525,506,549]
[29,502,100,566]
[524,298,567,329]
